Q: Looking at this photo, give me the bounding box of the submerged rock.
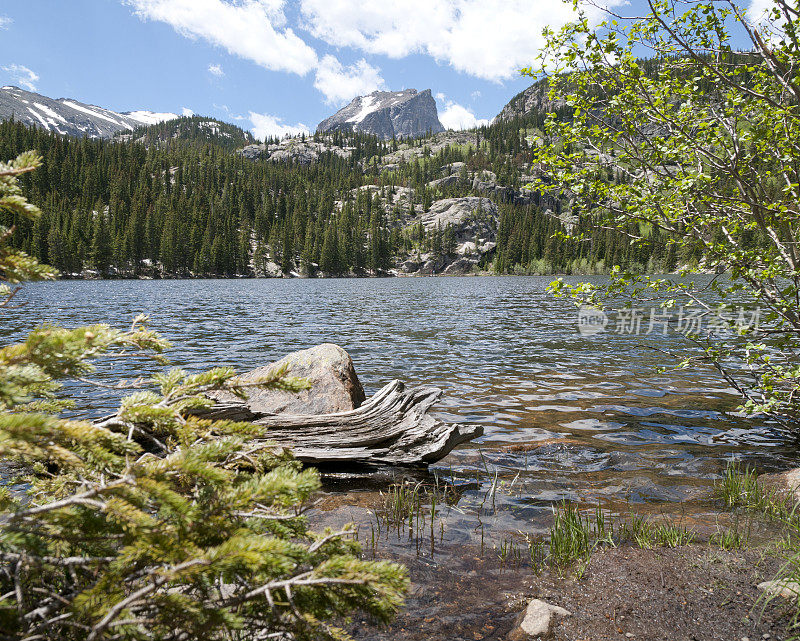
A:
[215,343,365,415]
[508,599,571,640]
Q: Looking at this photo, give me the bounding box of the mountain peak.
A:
[316,88,444,140]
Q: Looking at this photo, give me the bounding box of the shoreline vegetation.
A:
[341,463,800,640]
[49,267,698,281]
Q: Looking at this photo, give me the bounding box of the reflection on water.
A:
[1,275,797,538]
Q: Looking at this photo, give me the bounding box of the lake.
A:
[2,275,796,626]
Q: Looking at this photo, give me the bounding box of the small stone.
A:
[757,579,800,600]
[508,599,571,640]
[741,637,750,641]
[625,634,635,639]
[762,635,770,640]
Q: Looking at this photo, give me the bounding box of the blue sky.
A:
[0,0,658,139]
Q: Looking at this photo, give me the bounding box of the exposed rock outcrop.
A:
[419,197,498,240]
[397,197,498,276]
[239,137,352,164]
[317,89,444,140]
[495,78,568,123]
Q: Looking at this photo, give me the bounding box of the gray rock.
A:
[416,257,448,275]
[442,257,476,275]
[758,467,800,503]
[757,579,800,600]
[316,89,444,140]
[469,170,517,202]
[441,161,466,176]
[239,143,268,160]
[239,137,352,165]
[215,344,366,415]
[419,197,498,243]
[495,78,568,122]
[399,259,423,273]
[427,174,459,189]
[508,599,571,640]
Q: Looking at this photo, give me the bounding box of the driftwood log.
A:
[197,380,482,466]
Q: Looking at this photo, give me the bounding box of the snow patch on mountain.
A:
[124,110,180,126]
[60,101,129,127]
[33,102,67,123]
[347,96,376,124]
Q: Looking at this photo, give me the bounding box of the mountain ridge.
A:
[0,85,179,139]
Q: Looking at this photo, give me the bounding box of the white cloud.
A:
[313,55,386,105]
[181,107,194,116]
[436,94,488,130]
[0,16,12,30]
[124,0,318,75]
[299,0,620,81]
[2,64,39,91]
[748,0,773,21]
[249,111,310,140]
[214,103,247,121]
[123,1,387,105]
[470,90,481,100]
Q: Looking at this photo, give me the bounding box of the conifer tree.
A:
[0,153,408,640]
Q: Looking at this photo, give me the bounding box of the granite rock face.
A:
[419,197,498,242]
[214,344,366,416]
[239,137,353,164]
[396,197,498,276]
[316,89,445,140]
[494,78,567,122]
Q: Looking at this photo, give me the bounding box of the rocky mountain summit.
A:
[494,78,567,122]
[316,89,444,140]
[0,86,178,139]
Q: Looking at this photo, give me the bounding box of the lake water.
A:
[2,276,796,582]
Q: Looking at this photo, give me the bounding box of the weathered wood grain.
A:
[197,380,481,465]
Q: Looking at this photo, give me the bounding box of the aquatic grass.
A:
[711,526,750,550]
[619,513,656,549]
[371,478,462,558]
[549,503,593,567]
[715,461,798,520]
[591,504,615,546]
[716,461,763,509]
[496,536,527,569]
[654,522,695,547]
